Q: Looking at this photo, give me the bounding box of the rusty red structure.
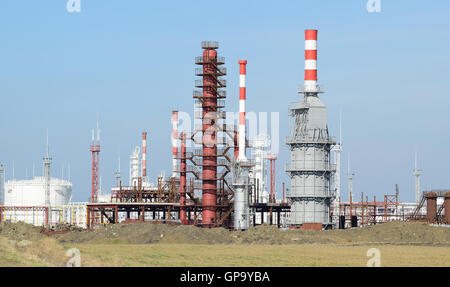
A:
[194,41,227,227]
[426,191,437,222]
[445,191,450,224]
[268,154,277,203]
[90,130,100,203]
[179,132,187,224]
[89,128,100,227]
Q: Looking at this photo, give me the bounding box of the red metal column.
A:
[90,132,100,203]
[202,47,218,227]
[426,192,437,222]
[86,207,91,229]
[268,154,277,203]
[445,192,450,224]
[180,132,187,224]
[89,128,100,228]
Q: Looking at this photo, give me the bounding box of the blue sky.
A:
[0,0,449,202]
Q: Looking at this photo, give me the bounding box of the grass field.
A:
[68,244,450,267]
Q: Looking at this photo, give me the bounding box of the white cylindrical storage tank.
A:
[4,177,72,206]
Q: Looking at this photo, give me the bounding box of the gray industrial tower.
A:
[286,29,335,228]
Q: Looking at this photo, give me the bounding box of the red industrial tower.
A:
[89,127,100,226]
[90,129,100,203]
[193,41,227,227]
[268,154,277,203]
[179,132,187,224]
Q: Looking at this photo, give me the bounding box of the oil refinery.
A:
[0,29,448,231]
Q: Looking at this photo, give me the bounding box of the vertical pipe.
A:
[180,132,187,224]
[238,60,247,162]
[304,29,318,91]
[172,111,179,178]
[142,132,147,182]
[234,133,239,160]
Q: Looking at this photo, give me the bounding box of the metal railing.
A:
[195,67,226,76]
[194,110,226,119]
[285,135,336,145]
[193,90,227,99]
[194,99,226,108]
[297,85,325,94]
[201,41,219,49]
[195,56,225,65]
[285,161,336,172]
[195,79,226,88]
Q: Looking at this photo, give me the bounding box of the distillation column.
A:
[172,111,179,179]
[142,132,147,182]
[234,60,250,230]
[286,29,335,229]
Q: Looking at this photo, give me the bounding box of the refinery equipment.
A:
[129,146,141,187]
[0,164,4,204]
[413,151,422,203]
[251,135,269,204]
[233,60,252,230]
[3,135,73,226]
[330,113,342,227]
[286,30,336,229]
[4,177,72,207]
[43,130,52,223]
[3,31,440,231]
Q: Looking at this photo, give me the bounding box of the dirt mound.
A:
[56,222,234,244]
[325,221,450,245]
[0,222,45,241]
[15,221,450,246]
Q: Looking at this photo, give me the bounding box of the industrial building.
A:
[0,29,449,231]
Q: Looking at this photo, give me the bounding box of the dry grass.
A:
[0,236,63,267]
[68,243,450,267]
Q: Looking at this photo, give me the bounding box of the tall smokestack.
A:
[304,29,318,92]
[238,60,247,162]
[142,131,147,181]
[172,111,179,178]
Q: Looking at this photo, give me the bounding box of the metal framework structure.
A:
[192,41,234,227]
[89,127,100,227]
[0,206,49,226]
[268,154,276,203]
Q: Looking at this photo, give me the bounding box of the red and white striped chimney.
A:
[142,131,147,181]
[172,111,178,178]
[238,60,247,162]
[304,29,318,92]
